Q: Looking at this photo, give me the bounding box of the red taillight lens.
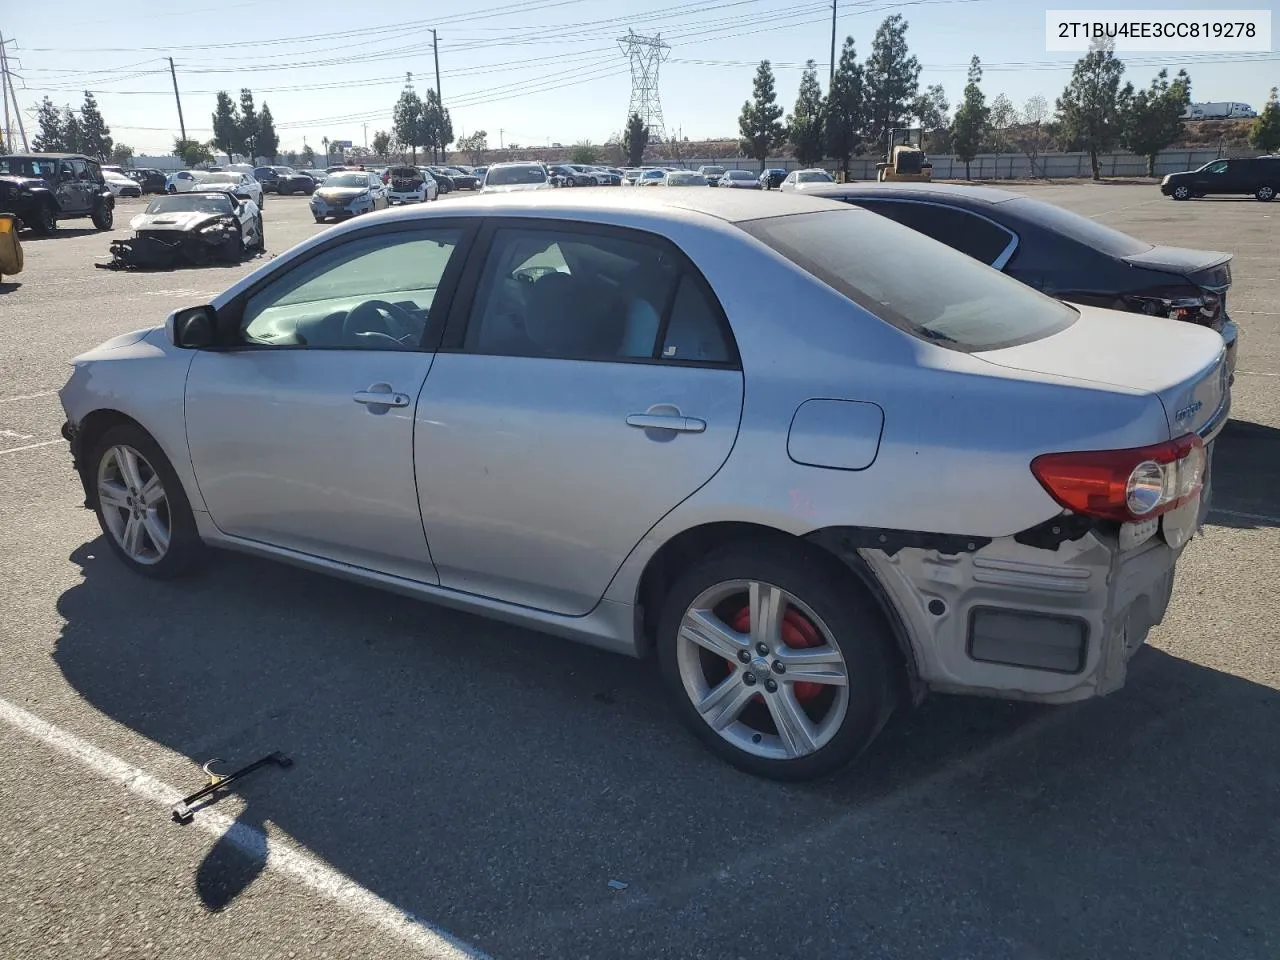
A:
[1031,434,1206,523]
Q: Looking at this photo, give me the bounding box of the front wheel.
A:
[89,423,207,579]
[657,542,898,781]
[31,202,57,235]
[1256,184,1275,202]
[91,202,113,230]
[1172,184,1191,201]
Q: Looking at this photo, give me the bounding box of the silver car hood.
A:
[976,303,1228,438]
[129,210,225,231]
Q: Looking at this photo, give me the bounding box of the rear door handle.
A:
[626,413,706,433]
[353,388,410,408]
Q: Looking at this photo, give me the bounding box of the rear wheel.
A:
[89,423,207,579]
[91,202,113,230]
[657,542,898,780]
[1256,184,1275,202]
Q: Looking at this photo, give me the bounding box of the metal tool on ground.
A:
[172,751,292,824]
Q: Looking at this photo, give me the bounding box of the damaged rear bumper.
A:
[855,528,1178,704]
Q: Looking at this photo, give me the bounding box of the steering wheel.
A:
[513,265,560,285]
[342,299,417,346]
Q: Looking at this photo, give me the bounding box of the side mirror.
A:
[233,192,251,201]
[170,305,218,349]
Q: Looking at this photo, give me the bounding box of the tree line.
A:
[368,75,453,164]
[737,19,1279,181]
[209,89,280,165]
[30,92,132,166]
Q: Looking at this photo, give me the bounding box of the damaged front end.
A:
[101,217,243,270]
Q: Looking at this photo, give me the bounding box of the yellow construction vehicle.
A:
[875,128,933,183]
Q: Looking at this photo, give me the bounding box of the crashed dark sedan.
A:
[801,182,1239,379]
[103,190,264,269]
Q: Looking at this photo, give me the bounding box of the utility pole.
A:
[1,32,29,151]
[499,128,504,150]
[431,29,444,164]
[362,121,367,149]
[829,0,837,89]
[168,57,187,144]
[1,35,10,151]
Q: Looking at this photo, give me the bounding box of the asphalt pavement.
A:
[1,184,1278,960]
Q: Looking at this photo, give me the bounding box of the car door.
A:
[54,160,80,213]
[415,219,745,615]
[1194,159,1230,194]
[183,220,475,581]
[848,199,1019,268]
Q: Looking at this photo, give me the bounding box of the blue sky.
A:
[3,0,1276,157]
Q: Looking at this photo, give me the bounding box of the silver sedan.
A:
[59,190,1229,780]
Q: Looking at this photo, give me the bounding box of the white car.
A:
[481,162,553,193]
[386,166,438,204]
[103,171,142,199]
[661,170,709,187]
[196,172,264,209]
[779,169,837,193]
[165,170,211,194]
[718,170,762,189]
[635,169,666,187]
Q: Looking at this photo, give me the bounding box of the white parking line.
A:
[0,390,57,403]
[0,439,63,456]
[0,696,490,959]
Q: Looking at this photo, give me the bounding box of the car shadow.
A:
[52,529,1280,958]
[21,227,108,241]
[0,281,20,294]
[1209,419,1280,529]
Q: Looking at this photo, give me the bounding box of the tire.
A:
[1256,184,1275,202]
[88,423,207,580]
[656,541,898,781]
[253,215,265,252]
[314,216,325,224]
[91,202,113,230]
[1172,184,1191,201]
[278,185,292,197]
[167,184,177,194]
[31,202,57,236]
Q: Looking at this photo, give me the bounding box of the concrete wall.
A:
[662,147,1260,179]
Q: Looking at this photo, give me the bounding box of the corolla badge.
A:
[1175,400,1204,423]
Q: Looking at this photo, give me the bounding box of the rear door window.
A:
[850,200,1015,265]
[740,208,1077,352]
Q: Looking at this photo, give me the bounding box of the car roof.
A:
[800,181,1023,205]
[2,152,94,161]
[371,186,849,224]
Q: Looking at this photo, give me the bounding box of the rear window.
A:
[740,209,1077,352]
[1002,197,1151,257]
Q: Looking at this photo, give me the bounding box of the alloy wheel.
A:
[675,580,850,761]
[96,445,171,565]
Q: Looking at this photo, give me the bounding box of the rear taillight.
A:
[1125,285,1221,327]
[1031,434,1206,523]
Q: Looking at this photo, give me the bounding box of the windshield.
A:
[740,209,1077,352]
[701,167,725,176]
[0,157,57,178]
[388,167,420,178]
[324,173,370,188]
[1002,196,1153,257]
[726,171,753,180]
[145,194,234,215]
[665,173,705,185]
[202,173,241,184]
[797,171,833,183]
[486,165,547,185]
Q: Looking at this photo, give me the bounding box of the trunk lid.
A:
[1122,246,1232,292]
[977,304,1229,439]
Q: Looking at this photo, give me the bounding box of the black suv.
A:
[128,168,168,194]
[0,153,115,234]
[1162,155,1279,201]
[253,165,317,196]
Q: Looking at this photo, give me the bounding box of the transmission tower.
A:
[618,29,669,143]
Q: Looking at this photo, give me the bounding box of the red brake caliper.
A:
[729,604,824,704]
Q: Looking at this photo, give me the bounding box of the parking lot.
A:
[1,184,1278,960]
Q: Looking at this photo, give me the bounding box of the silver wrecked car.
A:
[58,190,1228,780]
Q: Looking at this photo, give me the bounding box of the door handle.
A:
[626,413,706,433]
[353,388,410,408]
